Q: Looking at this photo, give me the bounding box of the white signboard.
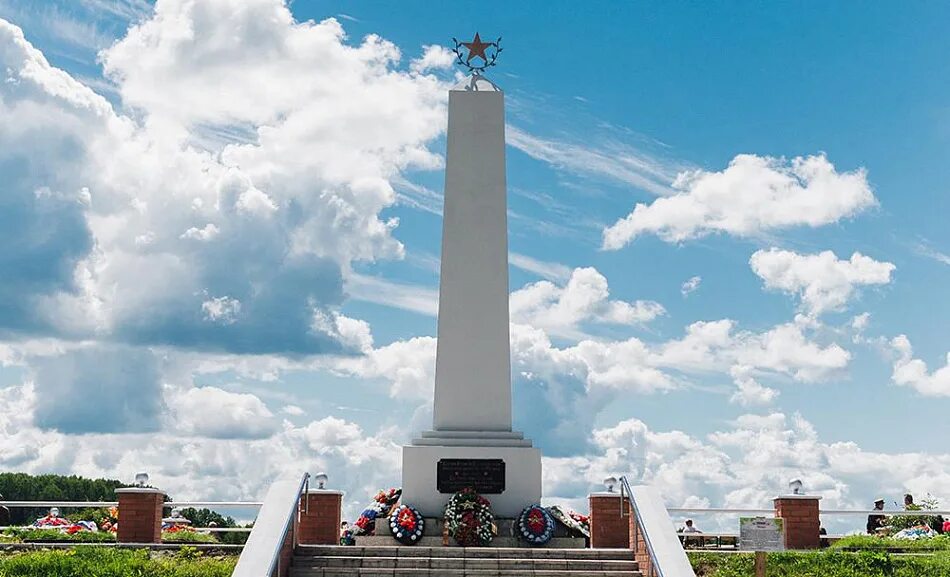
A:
[739,517,784,551]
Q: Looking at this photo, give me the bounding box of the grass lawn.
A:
[0,546,237,577]
[0,528,220,545]
[690,550,950,577]
[831,534,950,552]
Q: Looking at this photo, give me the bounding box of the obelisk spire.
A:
[432,74,511,432]
[401,37,541,518]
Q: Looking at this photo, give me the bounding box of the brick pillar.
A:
[774,495,821,550]
[274,516,296,577]
[298,490,343,545]
[115,487,165,544]
[628,508,653,572]
[589,493,630,549]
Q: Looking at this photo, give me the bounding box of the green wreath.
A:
[443,487,495,546]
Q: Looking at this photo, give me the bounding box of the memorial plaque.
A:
[437,459,506,493]
[739,517,785,551]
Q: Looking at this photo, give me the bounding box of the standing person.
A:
[904,494,917,510]
[867,499,886,534]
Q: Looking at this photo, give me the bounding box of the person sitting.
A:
[681,519,702,534]
[678,519,702,547]
[867,498,886,534]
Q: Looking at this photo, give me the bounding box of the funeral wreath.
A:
[389,504,425,545]
[518,504,555,545]
[443,487,495,546]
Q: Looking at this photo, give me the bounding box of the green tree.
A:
[0,473,126,525]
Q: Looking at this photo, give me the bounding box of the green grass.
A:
[0,528,220,544]
[690,550,950,577]
[831,534,950,551]
[0,547,236,577]
[0,528,116,543]
[160,531,219,544]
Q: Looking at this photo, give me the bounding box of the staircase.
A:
[291,545,642,576]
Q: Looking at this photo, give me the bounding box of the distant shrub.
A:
[1,528,116,543]
[689,550,950,577]
[0,547,236,577]
[162,530,218,544]
[832,533,950,551]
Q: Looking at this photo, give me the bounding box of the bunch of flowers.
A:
[389,504,425,545]
[443,487,494,547]
[547,505,590,538]
[517,504,554,545]
[375,488,402,505]
[352,487,403,536]
[569,511,591,535]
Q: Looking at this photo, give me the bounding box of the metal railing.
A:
[0,501,263,509]
[620,476,696,577]
[664,506,950,549]
[669,507,950,517]
[232,473,310,577]
[0,500,261,536]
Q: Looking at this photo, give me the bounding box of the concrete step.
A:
[290,570,643,577]
[292,556,639,572]
[296,546,634,560]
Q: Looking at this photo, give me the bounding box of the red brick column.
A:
[274,516,296,577]
[774,495,821,550]
[589,493,630,549]
[628,509,653,572]
[297,490,343,545]
[115,488,165,544]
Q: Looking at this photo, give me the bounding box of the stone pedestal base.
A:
[401,440,541,518]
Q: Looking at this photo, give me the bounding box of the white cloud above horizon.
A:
[603,154,877,248]
[750,248,895,316]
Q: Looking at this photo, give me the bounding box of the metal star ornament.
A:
[461,33,491,63]
[451,33,502,74]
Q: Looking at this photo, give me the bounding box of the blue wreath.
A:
[518,504,555,545]
[389,504,425,545]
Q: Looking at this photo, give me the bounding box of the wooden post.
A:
[754,551,766,577]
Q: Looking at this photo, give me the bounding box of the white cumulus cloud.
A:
[603,154,876,248]
[171,386,279,439]
[510,267,665,337]
[890,335,950,397]
[750,248,894,316]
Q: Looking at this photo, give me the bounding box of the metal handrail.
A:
[0,525,252,533]
[621,476,696,577]
[668,507,950,517]
[231,473,309,577]
[0,501,262,508]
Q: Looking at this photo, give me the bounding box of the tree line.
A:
[0,473,250,544]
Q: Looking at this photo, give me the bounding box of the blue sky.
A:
[0,0,948,526]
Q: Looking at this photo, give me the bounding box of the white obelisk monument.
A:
[401,70,542,518]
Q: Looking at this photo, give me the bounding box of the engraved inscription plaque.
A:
[437,459,506,494]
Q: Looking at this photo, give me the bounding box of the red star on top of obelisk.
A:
[461,32,491,64]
